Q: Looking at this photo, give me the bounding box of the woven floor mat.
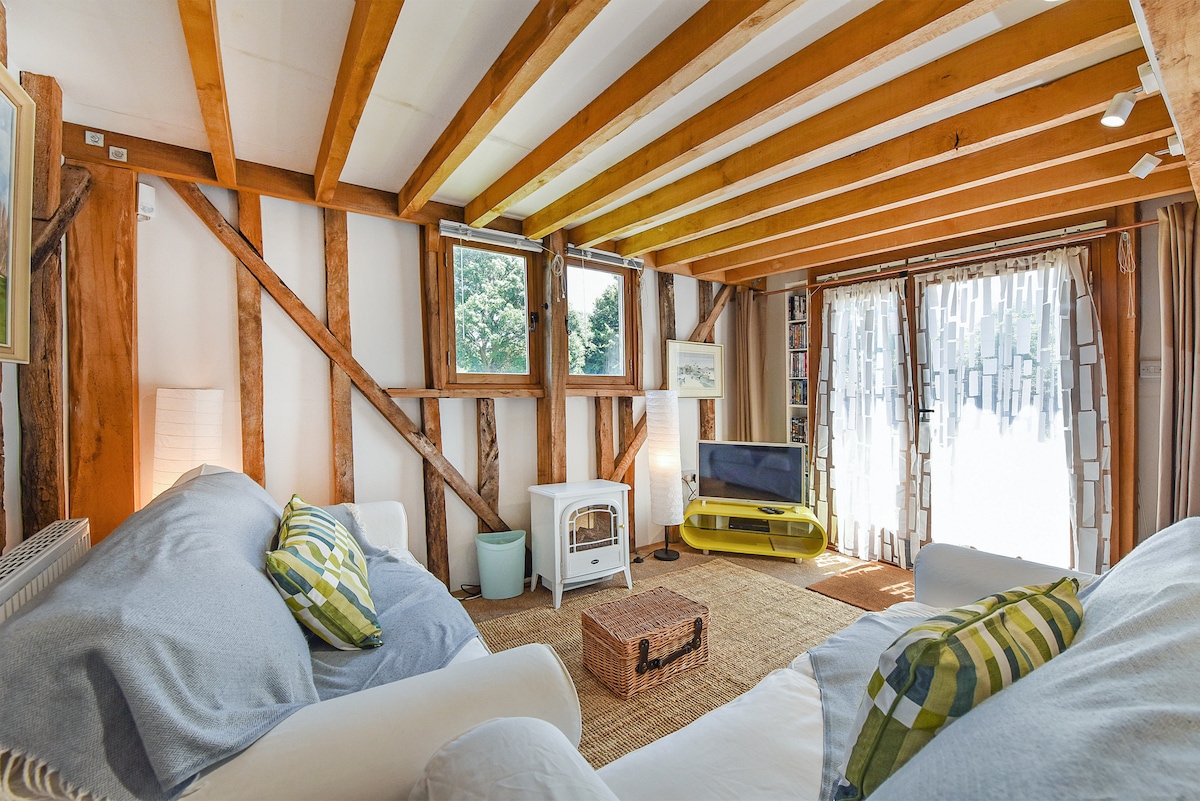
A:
[476,558,863,768]
[806,561,915,612]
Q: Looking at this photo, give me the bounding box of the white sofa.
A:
[416,536,1200,801]
[183,497,582,801]
[0,468,583,801]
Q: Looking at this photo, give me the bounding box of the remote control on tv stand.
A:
[758,506,783,514]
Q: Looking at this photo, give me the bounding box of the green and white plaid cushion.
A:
[835,577,1083,799]
[266,495,383,650]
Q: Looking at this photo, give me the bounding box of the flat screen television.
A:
[697,440,807,505]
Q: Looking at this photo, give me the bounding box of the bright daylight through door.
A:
[916,262,1071,568]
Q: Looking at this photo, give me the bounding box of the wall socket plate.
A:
[84,130,103,147]
[1140,360,1162,379]
[109,146,128,162]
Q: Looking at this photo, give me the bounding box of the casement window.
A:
[565,259,641,392]
[440,240,543,389]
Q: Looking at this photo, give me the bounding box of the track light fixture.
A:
[1138,62,1160,95]
[1102,92,1137,127]
[1129,153,1162,179]
[1167,134,1184,157]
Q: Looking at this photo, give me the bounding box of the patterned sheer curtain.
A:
[913,247,1112,573]
[810,278,920,566]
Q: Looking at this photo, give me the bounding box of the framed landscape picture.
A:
[0,63,34,363]
[667,340,724,399]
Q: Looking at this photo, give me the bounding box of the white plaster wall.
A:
[134,188,726,585]
[136,178,244,506]
[2,362,21,551]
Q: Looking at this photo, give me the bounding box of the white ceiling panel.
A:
[7,0,208,151]
[340,0,538,192]
[217,0,354,174]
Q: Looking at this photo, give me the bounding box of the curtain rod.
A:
[759,219,1158,297]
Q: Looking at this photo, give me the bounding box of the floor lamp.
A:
[646,390,683,561]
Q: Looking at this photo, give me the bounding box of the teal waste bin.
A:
[476,530,526,600]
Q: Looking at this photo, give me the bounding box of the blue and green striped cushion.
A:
[265,495,383,650]
[835,577,1083,799]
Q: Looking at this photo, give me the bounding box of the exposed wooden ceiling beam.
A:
[619,51,1149,257]
[803,211,1120,281]
[569,0,1140,247]
[176,0,237,185]
[520,0,1006,241]
[398,0,608,218]
[61,121,521,234]
[314,0,406,204]
[718,161,1191,281]
[1135,0,1200,197]
[694,143,1183,275]
[464,0,804,228]
[659,99,1173,266]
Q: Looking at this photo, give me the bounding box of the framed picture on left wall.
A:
[666,340,724,399]
[0,63,35,363]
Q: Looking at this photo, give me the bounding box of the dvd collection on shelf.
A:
[790,415,807,444]
[789,350,808,379]
[788,322,808,350]
[787,292,808,322]
[790,378,809,406]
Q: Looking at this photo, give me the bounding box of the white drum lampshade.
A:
[152,388,224,497]
[645,390,684,527]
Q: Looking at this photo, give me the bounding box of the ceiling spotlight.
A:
[1168,134,1184,157]
[1129,153,1162,179]
[1138,62,1160,95]
[1102,92,1137,127]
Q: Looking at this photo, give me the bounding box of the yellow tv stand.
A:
[679,499,827,562]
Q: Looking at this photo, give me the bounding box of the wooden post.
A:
[421,397,449,586]
[324,208,354,503]
[0,0,8,549]
[235,191,266,485]
[595,396,614,479]
[419,224,447,389]
[477,398,499,533]
[536,229,567,484]
[698,280,716,441]
[66,164,139,542]
[658,271,676,383]
[18,72,67,540]
[1113,205,1139,560]
[618,396,636,552]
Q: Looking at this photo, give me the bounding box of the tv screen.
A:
[697,441,806,505]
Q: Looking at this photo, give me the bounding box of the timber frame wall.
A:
[0,0,1147,572]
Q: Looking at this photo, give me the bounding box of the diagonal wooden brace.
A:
[166,178,510,532]
[607,282,735,481]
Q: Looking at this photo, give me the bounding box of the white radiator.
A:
[0,519,90,624]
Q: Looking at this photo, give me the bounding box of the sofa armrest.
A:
[913,543,1096,608]
[182,644,580,801]
[353,501,409,552]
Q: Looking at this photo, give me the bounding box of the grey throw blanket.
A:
[0,473,318,801]
[807,605,934,801]
[0,478,483,801]
[811,519,1200,800]
[311,506,480,700]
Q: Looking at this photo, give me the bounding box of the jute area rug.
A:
[476,558,863,768]
[807,561,915,612]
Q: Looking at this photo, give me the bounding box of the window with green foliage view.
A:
[567,265,625,376]
[452,244,530,375]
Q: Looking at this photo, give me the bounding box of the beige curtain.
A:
[1156,201,1200,529]
[730,286,766,441]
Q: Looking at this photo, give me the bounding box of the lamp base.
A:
[652,547,680,561]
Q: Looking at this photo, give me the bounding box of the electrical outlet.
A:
[1140,361,1162,379]
[109,146,128,163]
[84,130,104,147]
[682,471,697,483]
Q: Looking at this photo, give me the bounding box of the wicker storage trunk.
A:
[582,587,709,699]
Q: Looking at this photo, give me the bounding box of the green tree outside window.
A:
[453,245,529,375]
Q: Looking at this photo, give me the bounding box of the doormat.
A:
[476,558,862,768]
[806,561,915,612]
